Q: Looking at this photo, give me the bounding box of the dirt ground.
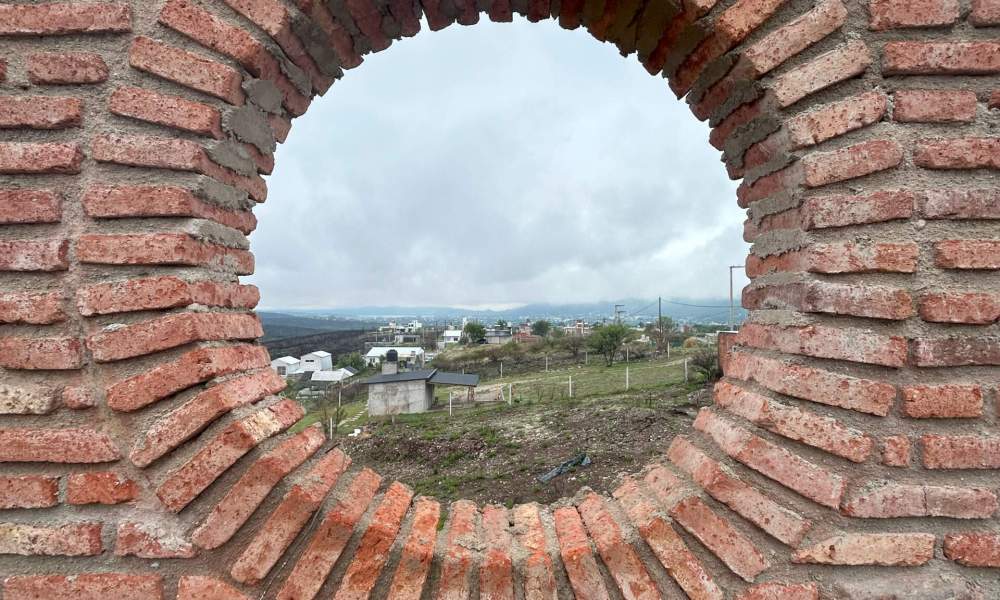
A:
[337,383,713,506]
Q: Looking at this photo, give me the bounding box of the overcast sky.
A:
[248,18,749,310]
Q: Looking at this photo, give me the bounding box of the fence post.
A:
[449,391,453,416]
[626,366,630,391]
[684,358,689,382]
[545,355,549,372]
[500,361,503,379]
[508,383,512,406]
[569,376,573,398]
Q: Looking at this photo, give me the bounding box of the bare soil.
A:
[337,383,713,506]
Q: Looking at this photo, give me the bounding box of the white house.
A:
[310,367,357,384]
[437,329,463,349]
[271,356,301,377]
[300,351,333,372]
[364,346,425,368]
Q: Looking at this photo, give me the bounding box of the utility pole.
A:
[614,304,625,323]
[729,265,744,331]
[658,296,663,354]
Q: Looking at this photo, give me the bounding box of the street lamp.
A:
[729,264,744,331]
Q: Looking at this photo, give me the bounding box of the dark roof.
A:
[362,369,480,387]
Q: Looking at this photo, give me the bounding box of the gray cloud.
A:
[248,18,750,309]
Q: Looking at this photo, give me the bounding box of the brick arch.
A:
[1,0,998,597]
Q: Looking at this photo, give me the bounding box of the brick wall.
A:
[0,0,997,597]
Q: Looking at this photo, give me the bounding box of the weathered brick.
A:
[87,312,261,362]
[935,239,1000,269]
[109,86,222,138]
[793,533,935,566]
[0,2,131,35]
[802,189,913,230]
[115,522,196,558]
[3,574,163,600]
[670,495,770,582]
[385,497,441,600]
[0,291,65,325]
[0,522,103,556]
[944,533,1000,567]
[27,52,108,84]
[709,99,764,150]
[894,89,977,123]
[177,576,250,600]
[577,492,660,600]
[78,276,259,317]
[771,40,871,107]
[83,185,256,234]
[513,503,560,600]
[881,436,911,467]
[0,336,82,370]
[553,506,614,600]
[0,382,59,415]
[77,233,254,274]
[747,242,919,276]
[902,384,983,418]
[106,343,269,412]
[156,399,304,511]
[129,36,244,105]
[433,499,480,600]
[736,322,907,367]
[478,504,515,600]
[61,385,96,409]
[743,0,846,78]
[736,583,819,600]
[192,425,325,549]
[0,142,82,174]
[916,137,1000,170]
[130,369,285,467]
[802,140,903,187]
[0,96,82,129]
[914,336,1000,367]
[869,0,958,29]
[0,475,59,509]
[736,164,800,207]
[67,471,138,505]
[972,0,1000,24]
[786,91,887,148]
[0,427,119,462]
[922,188,1000,219]
[0,239,69,273]
[333,482,416,600]
[746,280,913,320]
[923,434,1000,469]
[267,467,381,592]
[884,42,1000,74]
[920,291,1000,324]
[843,481,997,518]
[0,189,61,224]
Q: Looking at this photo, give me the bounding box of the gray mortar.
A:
[292,15,346,79]
[204,140,258,177]
[184,219,250,250]
[242,78,285,114]
[224,105,277,155]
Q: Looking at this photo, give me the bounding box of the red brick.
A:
[0,475,59,509]
[902,384,983,418]
[922,188,1000,219]
[709,99,764,150]
[76,233,254,275]
[786,91,887,149]
[577,493,660,600]
[27,52,108,84]
[67,472,138,505]
[554,506,614,600]
[747,242,919,276]
[746,280,913,320]
[726,350,896,416]
[736,322,908,367]
[843,482,997,518]
[0,336,81,370]
[736,583,819,600]
[0,291,65,325]
[385,497,441,600]
[972,0,1000,24]
[79,276,258,317]
[3,574,162,600]
[513,503,560,600]
[333,482,416,600]
[478,505,515,600]
[266,467,381,591]
[922,434,1000,469]
[914,336,1000,367]
[802,140,903,187]
[935,239,1000,269]
[61,385,97,409]
[894,89,977,123]
[0,2,130,35]
[87,312,261,362]
[670,496,770,582]
[884,42,1000,75]
[803,189,913,230]
[881,436,911,467]
[743,0,846,78]
[433,500,480,600]
[192,425,325,549]
[944,533,1000,567]
[0,522,103,556]
[177,577,250,600]
[0,427,119,462]
[106,344,269,412]
[0,238,69,273]
[83,185,256,233]
[129,36,244,105]
[917,137,1000,170]
[771,40,871,107]
[695,409,846,508]
[130,369,285,467]
[109,86,222,138]
[115,522,196,558]
[0,189,61,224]
[0,96,82,130]
[920,291,1000,324]
[294,0,367,67]
[793,533,935,566]
[155,399,304,511]
[715,380,873,462]
[869,0,958,29]
[0,142,82,174]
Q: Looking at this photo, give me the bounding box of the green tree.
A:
[644,316,676,351]
[531,320,552,337]
[335,351,365,372]
[464,322,486,343]
[495,319,509,328]
[560,334,585,357]
[588,323,634,366]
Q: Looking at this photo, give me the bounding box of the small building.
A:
[364,346,425,368]
[310,367,358,386]
[271,356,302,377]
[437,329,463,349]
[300,350,333,372]
[562,320,591,337]
[364,350,479,416]
[484,327,512,345]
